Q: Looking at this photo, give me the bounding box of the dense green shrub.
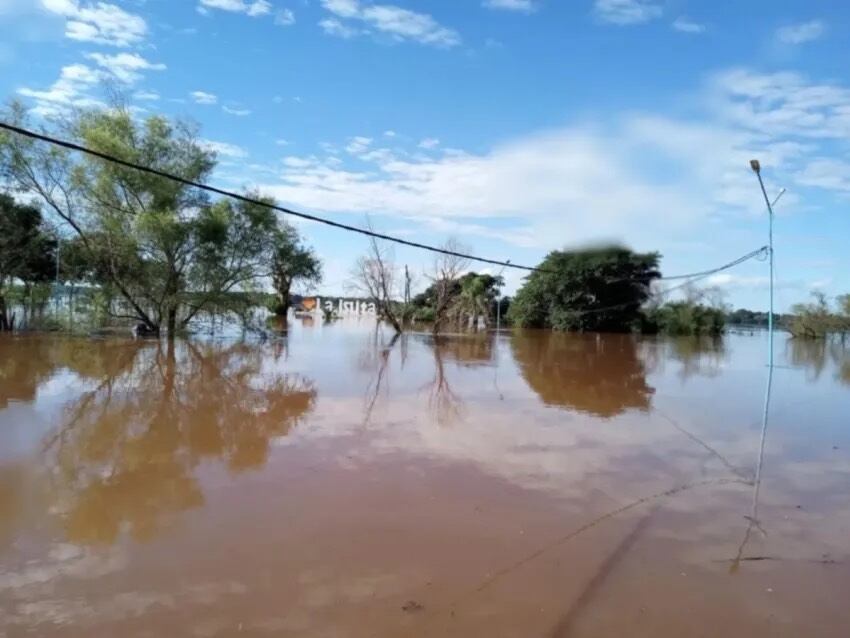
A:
[644,301,725,336]
[507,245,660,332]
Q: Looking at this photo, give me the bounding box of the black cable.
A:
[0,121,545,273]
[0,121,769,284]
[657,246,769,281]
[569,246,768,317]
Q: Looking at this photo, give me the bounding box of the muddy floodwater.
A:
[1,324,849,637]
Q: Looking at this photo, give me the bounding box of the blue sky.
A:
[1,0,849,310]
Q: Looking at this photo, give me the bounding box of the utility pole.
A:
[495,260,510,332]
[404,265,411,305]
[749,160,784,369]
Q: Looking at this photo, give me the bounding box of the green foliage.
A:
[269,222,322,316]
[413,306,436,322]
[0,101,280,334]
[644,301,725,336]
[789,291,850,338]
[508,245,660,332]
[0,193,56,330]
[0,193,55,285]
[411,272,503,330]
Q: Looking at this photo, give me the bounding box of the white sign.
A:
[314,298,377,316]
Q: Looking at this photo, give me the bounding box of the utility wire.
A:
[567,245,768,317]
[0,121,543,273]
[0,121,769,284]
[607,246,769,284]
[656,246,769,281]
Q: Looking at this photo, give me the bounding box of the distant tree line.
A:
[727,293,850,339]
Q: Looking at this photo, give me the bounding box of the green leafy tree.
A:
[450,273,503,330]
[789,291,847,338]
[0,193,56,330]
[644,301,725,336]
[508,245,660,332]
[269,222,322,317]
[0,101,276,335]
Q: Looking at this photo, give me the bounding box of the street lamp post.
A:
[749,160,784,369]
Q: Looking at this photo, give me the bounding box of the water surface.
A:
[1,324,849,637]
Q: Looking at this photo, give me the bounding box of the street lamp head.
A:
[750,159,761,173]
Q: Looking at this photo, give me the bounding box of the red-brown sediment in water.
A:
[1,326,849,636]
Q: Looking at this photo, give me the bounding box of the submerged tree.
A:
[270,222,322,317]
[451,273,503,330]
[350,230,403,333]
[789,291,848,339]
[508,245,660,332]
[0,193,56,331]
[428,239,469,334]
[0,102,276,335]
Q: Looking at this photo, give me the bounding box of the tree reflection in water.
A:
[39,339,316,545]
[667,336,727,380]
[425,336,468,426]
[786,337,850,385]
[435,334,494,368]
[511,331,654,417]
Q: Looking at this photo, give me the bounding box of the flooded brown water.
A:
[1,324,849,637]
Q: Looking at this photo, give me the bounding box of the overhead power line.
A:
[570,245,768,317]
[0,121,542,273]
[0,121,768,285]
[656,246,769,281]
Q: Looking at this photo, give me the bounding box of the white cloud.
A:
[482,0,535,13]
[275,139,291,146]
[796,159,850,193]
[283,156,315,168]
[709,68,850,140]
[319,0,460,47]
[133,90,160,101]
[40,0,147,47]
[18,63,104,116]
[345,136,373,155]
[383,130,396,138]
[198,0,272,17]
[594,0,662,26]
[672,16,705,34]
[222,105,252,116]
[200,139,249,159]
[418,137,440,150]
[191,90,218,104]
[256,123,724,249]
[17,49,167,115]
[275,8,295,25]
[252,67,850,252]
[319,17,359,38]
[85,52,165,84]
[776,20,825,45]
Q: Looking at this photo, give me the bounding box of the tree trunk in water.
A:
[167,306,177,338]
[275,283,291,317]
[0,293,8,331]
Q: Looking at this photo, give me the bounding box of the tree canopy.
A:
[0,194,56,330]
[270,223,322,317]
[1,101,316,335]
[508,245,660,332]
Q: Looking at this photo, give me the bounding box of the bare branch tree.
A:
[430,238,469,334]
[349,220,403,333]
